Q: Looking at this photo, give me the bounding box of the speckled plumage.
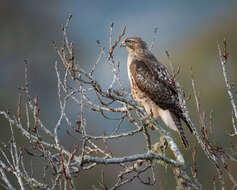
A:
[123,37,192,148]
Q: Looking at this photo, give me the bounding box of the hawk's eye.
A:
[125,39,132,43]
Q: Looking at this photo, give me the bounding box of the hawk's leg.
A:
[141,115,155,130]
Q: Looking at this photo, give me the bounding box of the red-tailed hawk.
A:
[122,37,193,147]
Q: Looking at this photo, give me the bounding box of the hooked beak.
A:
[120,40,126,48]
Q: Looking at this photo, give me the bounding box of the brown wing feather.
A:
[130,59,178,110]
[130,59,193,142]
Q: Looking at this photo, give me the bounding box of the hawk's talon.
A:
[142,116,155,130]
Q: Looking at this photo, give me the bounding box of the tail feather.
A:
[170,112,189,148]
[175,105,193,134]
[180,130,189,148]
[181,114,193,134]
[158,108,190,148]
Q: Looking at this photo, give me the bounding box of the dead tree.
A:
[0,16,237,190]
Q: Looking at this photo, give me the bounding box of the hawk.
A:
[122,37,193,147]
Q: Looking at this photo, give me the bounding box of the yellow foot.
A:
[142,116,155,130]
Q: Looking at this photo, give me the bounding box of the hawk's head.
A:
[122,37,147,52]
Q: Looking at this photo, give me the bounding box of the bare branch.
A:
[218,40,237,122]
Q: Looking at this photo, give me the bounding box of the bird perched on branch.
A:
[121,37,193,148]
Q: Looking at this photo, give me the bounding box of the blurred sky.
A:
[1,1,237,189]
[1,0,236,106]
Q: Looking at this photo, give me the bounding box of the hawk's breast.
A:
[127,57,160,117]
